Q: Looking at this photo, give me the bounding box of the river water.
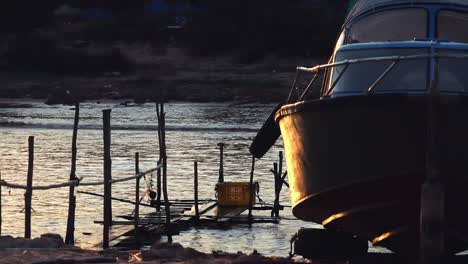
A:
[0,99,320,256]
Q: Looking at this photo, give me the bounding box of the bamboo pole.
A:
[194,161,199,220]
[25,136,34,239]
[248,156,255,226]
[102,109,112,249]
[134,152,140,246]
[66,102,79,244]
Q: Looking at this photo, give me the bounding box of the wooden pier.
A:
[0,102,287,250]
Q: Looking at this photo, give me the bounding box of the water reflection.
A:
[0,99,315,256]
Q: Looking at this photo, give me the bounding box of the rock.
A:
[0,234,65,249]
[36,233,65,248]
[0,236,18,248]
[233,255,293,264]
[32,256,116,264]
[231,250,293,264]
[143,242,207,260]
[40,233,63,241]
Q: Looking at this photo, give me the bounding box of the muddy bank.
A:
[0,47,325,104]
[0,234,298,264]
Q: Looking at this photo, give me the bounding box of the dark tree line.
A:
[0,0,349,33]
[184,0,348,57]
[0,0,350,59]
[0,0,150,33]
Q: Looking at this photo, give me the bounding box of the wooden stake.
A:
[0,170,2,236]
[156,161,162,210]
[25,136,34,239]
[134,152,140,246]
[194,161,199,220]
[158,103,172,242]
[156,105,162,210]
[102,109,112,249]
[248,156,255,226]
[272,162,279,217]
[66,102,79,244]
[217,143,225,183]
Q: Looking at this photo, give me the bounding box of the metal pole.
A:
[25,136,34,239]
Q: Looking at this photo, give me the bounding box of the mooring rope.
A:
[0,165,162,191]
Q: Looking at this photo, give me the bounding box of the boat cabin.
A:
[271,1,468,258]
[322,0,468,97]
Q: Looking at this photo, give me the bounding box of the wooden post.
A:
[102,109,112,249]
[156,161,162,210]
[194,161,199,220]
[156,105,162,210]
[157,103,172,242]
[66,102,79,244]
[248,156,255,226]
[272,151,284,217]
[0,170,2,236]
[217,143,225,183]
[278,152,284,216]
[272,162,279,217]
[134,152,140,246]
[25,136,34,239]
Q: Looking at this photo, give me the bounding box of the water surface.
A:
[0,99,317,256]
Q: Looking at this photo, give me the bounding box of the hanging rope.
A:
[0,165,162,191]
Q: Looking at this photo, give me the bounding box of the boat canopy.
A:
[347,0,468,22]
[325,42,468,96]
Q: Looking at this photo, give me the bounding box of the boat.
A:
[250,0,468,258]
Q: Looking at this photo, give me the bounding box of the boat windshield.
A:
[347,9,428,44]
[438,10,468,43]
[328,48,429,95]
[438,50,468,92]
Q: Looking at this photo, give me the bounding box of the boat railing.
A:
[288,53,468,103]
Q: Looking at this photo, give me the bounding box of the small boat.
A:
[251,0,468,258]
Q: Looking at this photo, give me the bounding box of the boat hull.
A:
[275,94,468,255]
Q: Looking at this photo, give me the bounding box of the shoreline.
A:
[0,48,325,105]
[0,75,290,105]
[0,234,298,264]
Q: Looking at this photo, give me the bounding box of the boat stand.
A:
[420,60,445,264]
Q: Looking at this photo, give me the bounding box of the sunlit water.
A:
[0,99,323,256]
